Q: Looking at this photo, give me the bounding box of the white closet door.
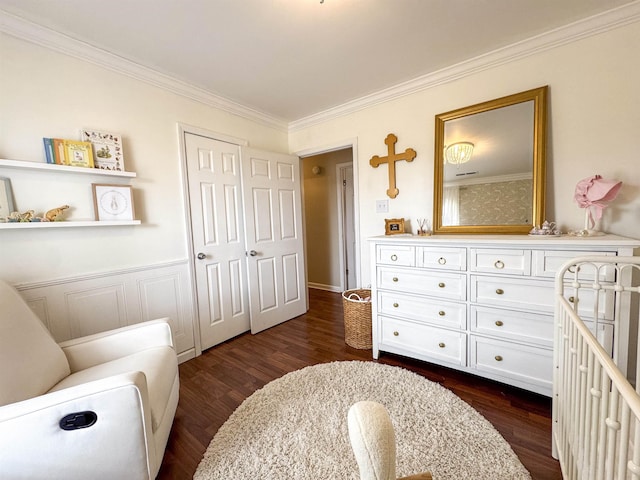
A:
[241,147,308,333]
[185,133,250,350]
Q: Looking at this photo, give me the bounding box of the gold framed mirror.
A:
[433,86,548,234]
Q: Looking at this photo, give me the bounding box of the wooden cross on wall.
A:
[369,133,416,198]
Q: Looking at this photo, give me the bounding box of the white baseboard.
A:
[308,282,343,293]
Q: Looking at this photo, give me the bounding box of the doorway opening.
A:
[300,145,359,293]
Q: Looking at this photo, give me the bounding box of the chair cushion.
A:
[0,281,70,407]
[48,345,178,431]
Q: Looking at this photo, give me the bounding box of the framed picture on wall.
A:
[0,177,15,219]
[385,218,405,235]
[92,184,135,221]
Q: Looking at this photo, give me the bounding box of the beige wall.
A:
[0,33,288,283]
[302,149,352,290]
[289,21,640,284]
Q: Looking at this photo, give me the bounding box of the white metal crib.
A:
[553,256,640,479]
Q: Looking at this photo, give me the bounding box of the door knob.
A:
[248,250,258,257]
[197,252,206,260]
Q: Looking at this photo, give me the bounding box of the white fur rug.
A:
[194,361,531,479]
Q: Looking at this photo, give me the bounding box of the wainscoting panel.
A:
[16,261,196,363]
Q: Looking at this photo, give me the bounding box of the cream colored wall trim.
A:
[15,260,196,363]
[0,10,287,132]
[308,282,343,293]
[289,1,640,132]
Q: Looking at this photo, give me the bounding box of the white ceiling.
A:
[0,0,635,123]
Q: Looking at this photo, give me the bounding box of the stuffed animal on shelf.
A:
[45,205,70,221]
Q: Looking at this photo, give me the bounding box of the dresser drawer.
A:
[378,291,466,329]
[471,275,554,312]
[471,306,553,347]
[381,316,465,366]
[378,267,466,301]
[470,336,552,390]
[532,250,616,281]
[416,247,466,271]
[377,245,415,266]
[470,248,531,276]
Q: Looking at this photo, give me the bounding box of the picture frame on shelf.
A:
[385,218,405,235]
[0,177,15,219]
[81,129,125,171]
[63,140,94,168]
[92,183,135,221]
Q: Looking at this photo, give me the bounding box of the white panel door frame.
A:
[241,147,307,333]
[296,139,361,288]
[177,123,249,355]
[336,162,356,291]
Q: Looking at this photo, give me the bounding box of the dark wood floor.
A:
[157,289,562,479]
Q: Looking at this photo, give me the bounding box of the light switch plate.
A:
[375,199,389,213]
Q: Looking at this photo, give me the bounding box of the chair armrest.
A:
[59,318,174,372]
[0,372,156,480]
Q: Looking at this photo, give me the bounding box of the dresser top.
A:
[369,233,640,248]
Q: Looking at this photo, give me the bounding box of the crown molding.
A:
[0,10,288,132]
[288,1,640,133]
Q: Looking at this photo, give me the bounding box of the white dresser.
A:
[369,234,639,396]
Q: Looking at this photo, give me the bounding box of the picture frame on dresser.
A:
[385,218,405,235]
[0,177,15,219]
[92,183,135,221]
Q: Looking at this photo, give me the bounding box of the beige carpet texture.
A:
[194,361,531,479]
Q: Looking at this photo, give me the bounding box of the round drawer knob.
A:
[495,320,504,327]
[391,254,398,261]
[438,282,445,288]
[438,310,446,316]
[438,257,446,265]
[393,302,399,308]
[495,288,504,295]
[438,342,445,348]
[495,355,503,362]
[393,331,399,336]
[494,260,505,269]
[568,296,575,303]
[392,277,399,282]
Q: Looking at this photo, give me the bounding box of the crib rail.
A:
[553,256,640,480]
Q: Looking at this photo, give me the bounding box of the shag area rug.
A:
[194,361,530,479]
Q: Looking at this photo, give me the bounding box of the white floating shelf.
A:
[0,158,136,177]
[0,220,141,229]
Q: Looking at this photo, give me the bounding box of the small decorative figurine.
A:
[529,220,561,236]
[7,210,35,222]
[45,205,70,222]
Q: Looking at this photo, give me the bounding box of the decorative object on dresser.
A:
[416,218,431,236]
[433,86,548,234]
[573,174,622,236]
[370,133,416,199]
[369,234,640,396]
[194,361,529,479]
[385,218,406,235]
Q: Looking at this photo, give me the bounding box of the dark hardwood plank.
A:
[158,289,561,479]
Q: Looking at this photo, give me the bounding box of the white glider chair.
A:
[0,279,179,480]
[348,401,432,480]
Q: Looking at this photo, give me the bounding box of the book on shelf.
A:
[52,138,66,165]
[63,140,94,168]
[42,138,54,164]
[81,129,125,171]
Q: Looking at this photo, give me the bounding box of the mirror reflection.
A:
[433,86,547,234]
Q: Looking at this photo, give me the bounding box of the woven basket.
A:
[342,288,372,349]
